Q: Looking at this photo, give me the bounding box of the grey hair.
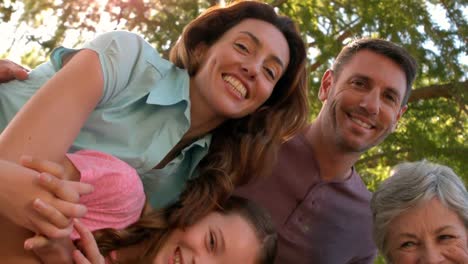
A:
[370,160,468,261]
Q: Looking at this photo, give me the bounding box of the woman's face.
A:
[386,198,468,263]
[190,18,290,121]
[153,211,260,264]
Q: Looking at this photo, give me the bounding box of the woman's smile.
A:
[223,74,248,99]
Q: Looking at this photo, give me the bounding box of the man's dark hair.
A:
[332,38,418,106]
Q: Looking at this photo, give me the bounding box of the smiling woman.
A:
[188,18,290,120]
[371,160,468,264]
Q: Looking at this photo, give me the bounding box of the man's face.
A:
[318,50,408,153]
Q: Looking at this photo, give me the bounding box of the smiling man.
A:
[236,38,418,263]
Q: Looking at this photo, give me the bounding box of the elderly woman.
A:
[371,160,468,263]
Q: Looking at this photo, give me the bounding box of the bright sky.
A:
[1,1,466,67]
[0,0,113,62]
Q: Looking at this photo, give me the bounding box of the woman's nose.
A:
[421,244,446,264]
[241,60,260,80]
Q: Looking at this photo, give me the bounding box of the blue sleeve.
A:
[50,31,150,106]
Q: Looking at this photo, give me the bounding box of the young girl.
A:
[80,195,277,264]
[0,151,276,263]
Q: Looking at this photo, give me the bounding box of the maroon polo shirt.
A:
[236,131,376,263]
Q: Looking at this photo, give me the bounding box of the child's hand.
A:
[73,219,106,264]
[0,159,84,238]
[26,234,76,264]
[21,155,94,206]
[20,155,94,238]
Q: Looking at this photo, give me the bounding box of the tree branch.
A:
[409,80,468,102]
[357,148,410,166]
[358,146,468,166]
[308,18,361,72]
[439,0,467,43]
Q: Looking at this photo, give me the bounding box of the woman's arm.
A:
[0,31,149,239]
[0,49,103,234]
[0,49,103,163]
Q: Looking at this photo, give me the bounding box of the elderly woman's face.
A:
[387,198,468,263]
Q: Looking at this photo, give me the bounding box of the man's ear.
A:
[391,104,408,132]
[318,69,334,102]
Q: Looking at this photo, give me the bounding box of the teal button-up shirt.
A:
[0,31,211,209]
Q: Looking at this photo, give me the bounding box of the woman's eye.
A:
[400,241,416,249]
[209,231,216,251]
[235,43,249,53]
[438,234,455,241]
[264,67,276,79]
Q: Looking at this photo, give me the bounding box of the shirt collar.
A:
[146,63,192,126]
[146,64,190,106]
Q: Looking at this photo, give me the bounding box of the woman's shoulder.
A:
[86,30,151,51]
[91,30,171,69]
[94,30,143,41]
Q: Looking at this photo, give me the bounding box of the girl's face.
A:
[190,18,290,122]
[153,212,260,264]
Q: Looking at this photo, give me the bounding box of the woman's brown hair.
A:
[170,0,309,187]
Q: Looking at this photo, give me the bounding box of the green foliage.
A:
[1,0,467,199]
[20,47,46,68]
[374,254,386,264]
[279,0,467,186]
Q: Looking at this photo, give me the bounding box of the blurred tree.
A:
[0,0,466,185]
